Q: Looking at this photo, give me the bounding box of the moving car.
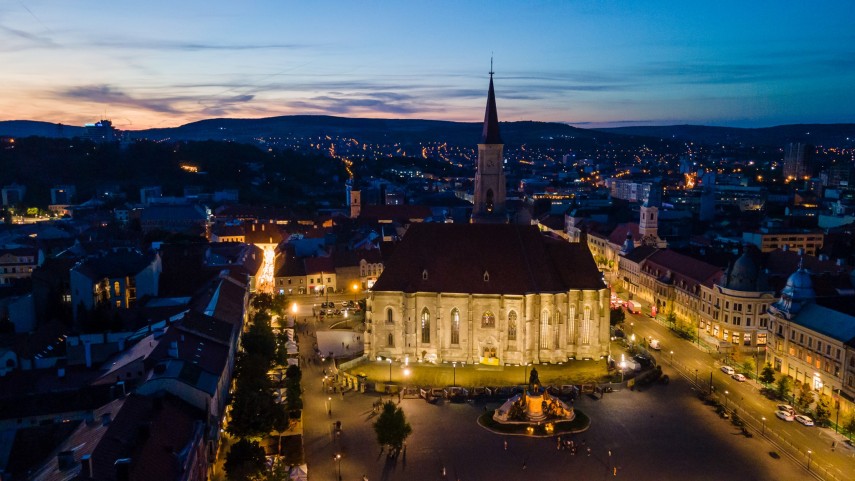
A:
[649,339,661,350]
[776,410,795,421]
[794,415,814,426]
[731,373,746,382]
[720,366,736,375]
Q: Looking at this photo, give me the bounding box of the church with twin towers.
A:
[365,72,610,366]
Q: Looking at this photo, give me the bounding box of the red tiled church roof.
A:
[372,223,603,294]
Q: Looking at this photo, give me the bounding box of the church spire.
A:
[480,64,502,144]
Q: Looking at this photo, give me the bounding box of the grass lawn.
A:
[345,358,609,387]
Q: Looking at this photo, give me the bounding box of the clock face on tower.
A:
[486,159,495,168]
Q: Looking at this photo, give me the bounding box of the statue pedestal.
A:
[525,392,547,422]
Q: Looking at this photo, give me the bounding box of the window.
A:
[114,281,120,295]
[732,332,740,345]
[816,341,821,352]
[743,335,751,346]
[387,333,394,347]
[540,310,550,349]
[482,311,495,328]
[386,308,394,324]
[508,311,517,341]
[451,308,460,345]
[421,308,431,343]
[581,306,591,345]
[723,330,729,342]
[757,332,767,345]
[568,305,576,340]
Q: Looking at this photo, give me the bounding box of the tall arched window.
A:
[507,310,518,341]
[568,304,576,341]
[386,308,394,324]
[482,311,495,328]
[581,306,592,345]
[387,333,394,347]
[451,308,460,345]
[554,311,561,347]
[421,308,431,344]
[540,310,550,349]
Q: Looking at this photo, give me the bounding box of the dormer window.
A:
[422,269,428,280]
[483,270,490,282]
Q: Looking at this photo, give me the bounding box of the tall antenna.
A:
[489,53,494,76]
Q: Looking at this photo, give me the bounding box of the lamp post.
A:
[388,359,393,383]
[334,453,342,480]
[619,361,626,383]
[835,387,841,433]
[327,396,332,416]
[669,350,674,365]
[694,368,698,385]
[806,450,812,472]
[761,416,766,435]
[452,361,457,386]
[630,322,634,335]
[724,390,729,410]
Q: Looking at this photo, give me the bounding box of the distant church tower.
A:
[346,180,361,219]
[638,187,667,247]
[471,67,508,224]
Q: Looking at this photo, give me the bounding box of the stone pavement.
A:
[297,332,812,481]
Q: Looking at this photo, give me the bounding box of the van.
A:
[720,365,735,375]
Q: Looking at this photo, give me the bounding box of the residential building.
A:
[70,248,162,320]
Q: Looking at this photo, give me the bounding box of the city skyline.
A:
[2,0,855,130]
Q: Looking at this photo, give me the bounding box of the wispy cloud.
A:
[0,24,56,48]
[289,92,432,116]
[55,84,255,117]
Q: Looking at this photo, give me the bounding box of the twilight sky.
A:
[2,0,854,130]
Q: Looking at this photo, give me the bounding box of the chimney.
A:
[168,341,179,358]
[81,454,93,478]
[114,458,131,481]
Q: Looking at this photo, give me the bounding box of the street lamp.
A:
[630,322,634,335]
[327,396,332,416]
[452,361,457,386]
[669,350,674,365]
[388,359,393,383]
[619,361,626,383]
[724,390,729,410]
[807,450,812,472]
[761,416,766,435]
[334,453,342,480]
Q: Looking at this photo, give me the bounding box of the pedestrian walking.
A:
[832,441,836,451]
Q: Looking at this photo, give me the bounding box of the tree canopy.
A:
[373,401,412,451]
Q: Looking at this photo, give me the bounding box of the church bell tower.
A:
[472,67,508,224]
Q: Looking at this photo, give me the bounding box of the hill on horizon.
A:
[2,116,854,147]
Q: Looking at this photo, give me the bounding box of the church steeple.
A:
[472,66,507,224]
[481,71,503,144]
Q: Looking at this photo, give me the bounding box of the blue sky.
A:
[2,0,854,129]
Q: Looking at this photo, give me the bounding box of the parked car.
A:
[776,404,795,414]
[776,410,795,421]
[794,415,814,426]
[720,366,736,375]
[649,339,661,350]
[731,373,746,382]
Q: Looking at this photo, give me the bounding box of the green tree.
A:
[813,394,832,426]
[796,382,814,411]
[609,307,625,326]
[224,439,266,481]
[759,364,776,386]
[842,415,855,440]
[373,401,412,451]
[740,358,755,377]
[775,376,792,401]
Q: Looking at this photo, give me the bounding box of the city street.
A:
[297,316,818,480]
[622,307,855,481]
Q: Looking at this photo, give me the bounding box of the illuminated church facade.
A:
[365,74,610,366]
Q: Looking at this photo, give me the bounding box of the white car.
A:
[720,366,736,375]
[776,404,795,414]
[731,373,746,382]
[776,410,795,421]
[794,415,814,426]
